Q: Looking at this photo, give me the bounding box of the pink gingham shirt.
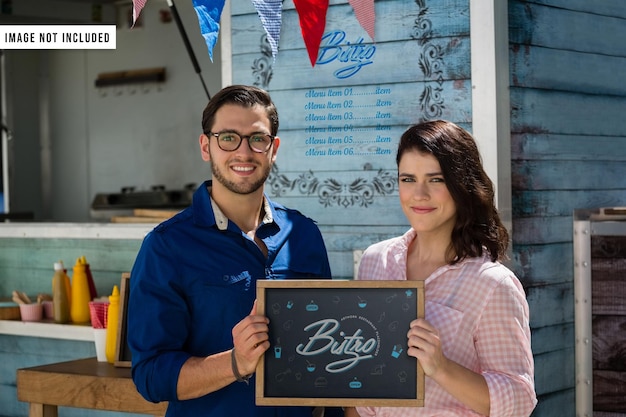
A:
[355,229,537,417]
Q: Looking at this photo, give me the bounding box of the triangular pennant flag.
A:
[192,0,226,62]
[293,0,329,67]
[348,0,375,40]
[251,0,283,60]
[132,0,147,26]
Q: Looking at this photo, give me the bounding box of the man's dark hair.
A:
[201,85,279,136]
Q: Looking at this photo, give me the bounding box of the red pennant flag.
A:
[348,0,375,40]
[132,0,147,26]
[293,0,329,67]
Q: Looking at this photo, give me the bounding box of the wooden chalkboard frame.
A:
[114,272,132,367]
[256,280,425,407]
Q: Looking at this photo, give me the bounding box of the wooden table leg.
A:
[29,403,58,417]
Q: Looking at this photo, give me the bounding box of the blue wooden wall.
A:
[229,0,626,416]
[509,1,626,416]
[1,1,625,416]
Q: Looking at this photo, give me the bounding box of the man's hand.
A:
[231,300,270,376]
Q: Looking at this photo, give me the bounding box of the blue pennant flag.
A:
[192,0,226,61]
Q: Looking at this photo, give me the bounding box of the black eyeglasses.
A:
[207,131,275,153]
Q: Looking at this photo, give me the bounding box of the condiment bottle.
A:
[70,257,91,323]
[58,260,72,306]
[52,261,70,323]
[105,285,120,363]
[80,255,98,300]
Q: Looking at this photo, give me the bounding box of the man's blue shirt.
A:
[128,181,331,416]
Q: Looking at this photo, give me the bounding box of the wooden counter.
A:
[17,357,167,416]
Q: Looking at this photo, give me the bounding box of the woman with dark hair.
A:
[345,120,537,417]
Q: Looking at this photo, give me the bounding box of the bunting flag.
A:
[132,0,147,26]
[293,0,329,67]
[348,0,375,40]
[251,0,283,60]
[192,0,226,61]
[131,0,375,67]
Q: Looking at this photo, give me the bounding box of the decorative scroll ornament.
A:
[252,34,274,89]
[412,0,445,121]
[267,165,396,208]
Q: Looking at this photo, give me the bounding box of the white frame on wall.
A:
[470,0,512,232]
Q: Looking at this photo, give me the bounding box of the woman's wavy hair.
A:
[396,120,509,263]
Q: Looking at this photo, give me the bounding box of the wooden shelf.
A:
[0,319,94,341]
[0,222,154,240]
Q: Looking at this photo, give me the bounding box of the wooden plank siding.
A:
[590,235,626,413]
[229,0,626,415]
[509,1,626,416]
[0,237,142,298]
[0,2,624,417]
[0,235,145,417]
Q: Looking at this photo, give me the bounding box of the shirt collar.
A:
[399,228,491,282]
[209,190,274,231]
[210,197,229,230]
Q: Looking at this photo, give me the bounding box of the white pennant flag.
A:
[251,0,283,60]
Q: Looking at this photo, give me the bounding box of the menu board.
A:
[291,85,396,159]
[230,0,471,224]
[256,279,425,407]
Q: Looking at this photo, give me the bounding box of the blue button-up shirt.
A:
[128,180,331,416]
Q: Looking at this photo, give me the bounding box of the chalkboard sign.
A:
[256,280,424,407]
[114,272,132,367]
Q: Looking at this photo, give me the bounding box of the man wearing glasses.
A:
[128,85,332,416]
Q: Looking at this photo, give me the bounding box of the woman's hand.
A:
[406,318,449,378]
[406,318,490,415]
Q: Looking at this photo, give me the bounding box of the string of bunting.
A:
[131,0,376,67]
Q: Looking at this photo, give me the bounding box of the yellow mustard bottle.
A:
[105,285,120,363]
[52,261,70,323]
[70,257,91,323]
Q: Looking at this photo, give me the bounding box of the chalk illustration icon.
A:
[391,344,403,358]
[357,295,367,308]
[306,360,316,372]
[275,368,291,382]
[306,301,319,311]
[274,338,282,359]
[271,302,281,315]
[349,377,363,389]
[385,293,397,303]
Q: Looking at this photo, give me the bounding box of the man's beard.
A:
[211,160,271,195]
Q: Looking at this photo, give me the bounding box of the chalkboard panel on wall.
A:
[256,280,424,407]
